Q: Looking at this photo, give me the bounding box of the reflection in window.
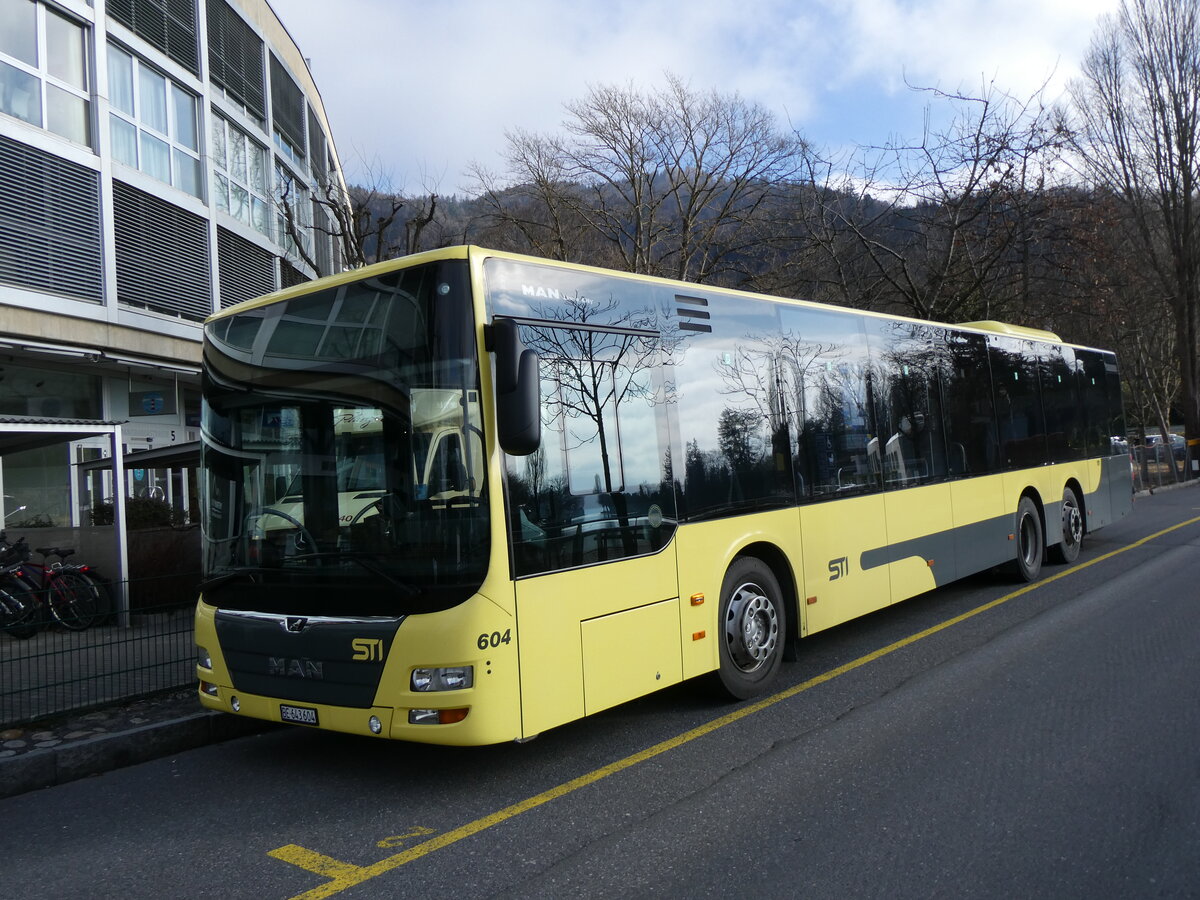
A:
[0,359,102,418]
[275,159,312,258]
[782,307,880,500]
[989,336,1046,470]
[212,113,270,236]
[942,332,997,476]
[505,323,676,576]
[558,359,623,494]
[1077,350,1115,457]
[1040,345,1084,463]
[867,320,949,487]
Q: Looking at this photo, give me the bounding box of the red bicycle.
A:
[0,534,104,631]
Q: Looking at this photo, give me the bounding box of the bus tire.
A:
[714,557,785,700]
[1050,486,1083,565]
[1011,496,1044,583]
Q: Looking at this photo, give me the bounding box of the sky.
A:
[267,0,1121,195]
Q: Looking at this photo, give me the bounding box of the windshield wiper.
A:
[282,552,420,598]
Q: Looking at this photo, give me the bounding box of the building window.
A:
[276,158,311,259]
[269,53,305,164]
[307,104,327,179]
[207,0,264,124]
[0,360,102,419]
[112,179,213,320]
[212,114,270,236]
[0,133,104,301]
[108,43,202,198]
[106,0,199,75]
[0,0,91,146]
[217,225,275,307]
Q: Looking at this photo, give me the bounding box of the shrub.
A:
[90,496,180,528]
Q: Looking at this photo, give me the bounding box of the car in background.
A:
[1135,433,1186,462]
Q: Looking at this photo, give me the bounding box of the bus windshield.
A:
[200,259,488,617]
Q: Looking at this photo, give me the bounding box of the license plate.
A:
[279,704,319,726]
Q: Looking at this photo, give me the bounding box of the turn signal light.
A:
[408,708,470,725]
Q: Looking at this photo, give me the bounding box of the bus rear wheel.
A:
[1011,496,1044,583]
[714,557,785,700]
[1050,487,1083,565]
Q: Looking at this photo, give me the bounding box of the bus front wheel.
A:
[1011,496,1044,582]
[714,557,785,700]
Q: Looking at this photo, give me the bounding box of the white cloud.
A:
[270,0,1118,193]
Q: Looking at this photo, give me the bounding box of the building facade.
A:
[0,0,345,529]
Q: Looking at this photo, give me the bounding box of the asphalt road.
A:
[2,486,1198,899]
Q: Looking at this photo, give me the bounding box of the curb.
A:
[0,711,275,800]
[1135,477,1200,498]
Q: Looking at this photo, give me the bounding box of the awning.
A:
[76,440,200,472]
[0,416,126,455]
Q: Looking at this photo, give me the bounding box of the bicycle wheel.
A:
[77,568,114,623]
[46,571,100,630]
[0,575,39,639]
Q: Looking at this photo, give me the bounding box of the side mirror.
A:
[487,318,541,455]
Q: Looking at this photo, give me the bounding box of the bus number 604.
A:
[477,629,512,650]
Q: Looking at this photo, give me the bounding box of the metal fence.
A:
[0,574,197,730]
[1130,439,1198,493]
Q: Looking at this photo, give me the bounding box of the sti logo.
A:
[828,557,849,581]
[351,638,383,661]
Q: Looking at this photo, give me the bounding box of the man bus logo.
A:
[828,557,849,581]
[352,638,383,661]
[268,657,324,679]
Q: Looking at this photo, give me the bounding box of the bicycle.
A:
[0,556,39,639]
[0,534,103,631]
[30,543,112,627]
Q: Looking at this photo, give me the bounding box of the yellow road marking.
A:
[273,514,1200,899]
[269,845,364,880]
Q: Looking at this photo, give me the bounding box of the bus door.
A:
[501,321,680,737]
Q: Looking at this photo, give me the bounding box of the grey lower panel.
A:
[857,460,1131,588]
[860,513,1013,588]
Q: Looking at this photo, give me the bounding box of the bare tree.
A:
[474,74,808,284]
[277,161,441,276]
[1068,0,1200,467]
[468,129,589,260]
[802,81,1069,323]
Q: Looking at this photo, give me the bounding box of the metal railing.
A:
[1131,441,1197,493]
[0,573,197,729]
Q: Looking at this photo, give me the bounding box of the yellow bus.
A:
[195,246,1132,744]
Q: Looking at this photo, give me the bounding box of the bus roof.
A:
[209,244,1098,352]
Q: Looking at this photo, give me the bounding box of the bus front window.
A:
[200,260,488,616]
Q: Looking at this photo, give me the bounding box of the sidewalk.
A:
[0,688,273,799]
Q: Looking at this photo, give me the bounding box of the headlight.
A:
[411,666,474,692]
[197,647,212,669]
